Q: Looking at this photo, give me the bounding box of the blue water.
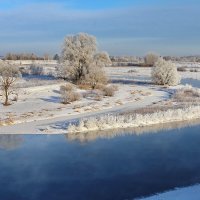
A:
[181,78,200,88]
[1,124,200,200]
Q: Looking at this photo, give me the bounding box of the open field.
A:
[0,62,200,134]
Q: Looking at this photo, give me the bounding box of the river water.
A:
[1,121,200,200]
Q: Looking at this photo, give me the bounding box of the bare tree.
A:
[0,61,21,105]
[60,33,111,85]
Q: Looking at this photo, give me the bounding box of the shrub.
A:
[60,84,81,104]
[103,85,116,97]
[173,87,200,102]
[77,84,91,90]
[190,69,198,72]
[128,69,137,73]
[30,64,44,75]
[94,84,105,90]
[60,83,74,92]
[144,52,159,66]
[177,66,187,72]
[152,58,180,86]
[19,67,29,75]
[85,66,108,89]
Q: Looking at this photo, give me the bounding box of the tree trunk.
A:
[4,87,9,106]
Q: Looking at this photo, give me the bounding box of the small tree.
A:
[85,52,111,89]
[151,58,180,86]
[0,61,21,106]
[85,67,107,89]
[93,52,111,67]
[53,54,60,61]
[144,52,159,66]
[60,33,111,86]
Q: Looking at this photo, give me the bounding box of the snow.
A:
[139,184,200,200]
[0,65,200,134]
[67,106,200,134]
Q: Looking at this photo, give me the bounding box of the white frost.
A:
[67,106,200,134]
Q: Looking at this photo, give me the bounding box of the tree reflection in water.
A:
[0,135,23,150]
[65,118,200,142]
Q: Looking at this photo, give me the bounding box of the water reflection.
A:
[66,119,200,142]
[0,135,23,150]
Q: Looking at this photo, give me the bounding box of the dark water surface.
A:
[1,124,200,200]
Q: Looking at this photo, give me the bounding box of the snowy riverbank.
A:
[67,106,200,134]
[139,184,200,200]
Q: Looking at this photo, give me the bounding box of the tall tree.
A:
[60,32,111,87]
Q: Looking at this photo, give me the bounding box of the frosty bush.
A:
[60,84,81,104]
[60,83,74,92]
[144,52,159,66]
[85,66,107,89]
[19,67,29,75]
[0,61,21,105]
[152,58,180,86]
[60,33,111,86]
[103,85,116,97]
[30,64,44,75]
[173,86,200,103]
[177,66,187,72]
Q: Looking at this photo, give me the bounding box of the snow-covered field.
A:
[0,63,200,134]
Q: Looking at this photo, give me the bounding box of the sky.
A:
[0,0,200,56]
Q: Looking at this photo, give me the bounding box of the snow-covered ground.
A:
[0,64,200,134]
[139,184,200,200]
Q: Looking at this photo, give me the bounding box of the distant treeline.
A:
[3,53,60,61]
[164,56,200,62]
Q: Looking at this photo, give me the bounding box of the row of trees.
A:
[59,34,180,86]
[4,53,60,61]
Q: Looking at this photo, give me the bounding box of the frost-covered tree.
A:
[0,61,21,105]
[60,33,111,86]
[85,66,107,89]
[61,33,96,82]
[93,52,111,67]
[84,52,111,89]
[151,58,180,86]
[144,52,159,66]
[53,54,60,61]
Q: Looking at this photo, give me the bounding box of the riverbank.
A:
[67,106,200,134]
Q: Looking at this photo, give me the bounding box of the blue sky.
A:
[0,0,200,56]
